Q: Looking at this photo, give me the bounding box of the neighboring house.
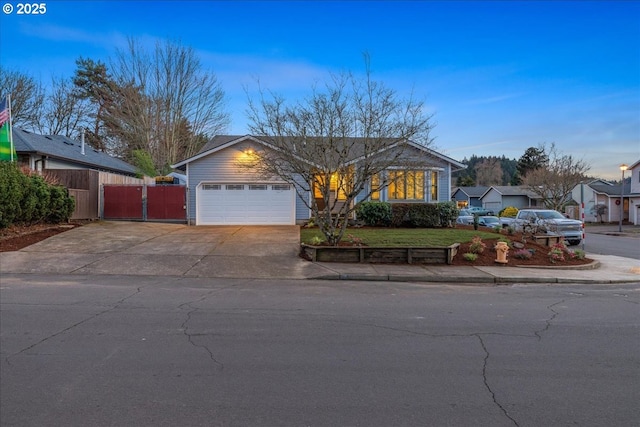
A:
[12,128,146,219]
[572,162,640,224]
[12,127,137,176]
[451,186,488,209]
[171,134,466,225]
[479,186,542,212]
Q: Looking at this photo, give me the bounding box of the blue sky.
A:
[1,1,638,179]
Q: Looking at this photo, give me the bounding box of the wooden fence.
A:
[46,169,154,220]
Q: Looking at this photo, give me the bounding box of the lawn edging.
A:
[301,243,460,264]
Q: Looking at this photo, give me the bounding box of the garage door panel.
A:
[197,183,294,225]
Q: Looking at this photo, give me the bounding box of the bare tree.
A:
[245,61,435,245]
[474,158,503,186]
[0,67,45,130]
[522,143,590,211]
[591,203,607,223]
[38,76,92,138]
[106,38,230,172]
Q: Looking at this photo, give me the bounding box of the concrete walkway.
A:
[1,221,638,284]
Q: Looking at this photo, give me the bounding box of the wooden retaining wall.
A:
[301,243,460,265]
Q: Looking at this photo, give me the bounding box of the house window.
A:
[388,170,424,200]
[371,174,380,201]
[313,171,351,201]
[249,184,267,190]
[272,184,291,191]
[430,171,439,201]
[202,184,221,190]
[226,184,244,190]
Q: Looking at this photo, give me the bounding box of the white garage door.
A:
[197,183,295,225]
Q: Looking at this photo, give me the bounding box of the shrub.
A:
[407,203,440,228]
[309,236,324,245]
[21,174,51,223]
[390,203,412,227]
[0,163,26,228]
[47,186,75,223]
[548,248,565,263]
[356,201,392,226]
[469,236,487,254]
[513,249,533,260]
[499,206,519,218]
[0,164,75,228]
[572,249,586,260]
[437,201,459,227]
[463,253,478,262]
[547,242,568,263]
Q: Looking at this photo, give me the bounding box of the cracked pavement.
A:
[1,274,638,426]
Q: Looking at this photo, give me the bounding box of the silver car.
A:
[456,209,475,225]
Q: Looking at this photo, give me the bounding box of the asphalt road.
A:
[584,231,640,259]
[1,274,638,427]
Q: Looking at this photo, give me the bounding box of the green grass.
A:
[300,227,501,247]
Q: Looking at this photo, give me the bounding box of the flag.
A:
[0,97,8,128]
[0,96,16,162]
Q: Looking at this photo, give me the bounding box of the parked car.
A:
[477,216,500,228]
[510,209,582,245]
[467,206,495,216]
[456,209,475,225]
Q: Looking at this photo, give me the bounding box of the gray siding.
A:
[481,189,503,209]
[187,141,309,223]
[183,137,462,223]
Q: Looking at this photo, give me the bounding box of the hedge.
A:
[0,163,75,228]
[357,201,458,228]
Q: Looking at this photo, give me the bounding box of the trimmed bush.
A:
[407,203,440,227]
[356,201,392,226]
[463,253,478,262]
[499,206,519,218]
[437,201,458,227]
[390,203,412,227]
[22,174,51,223]
[0,163,25,228]
[47,186,75,223]
[388,202,459,228]
[0,163,75,228]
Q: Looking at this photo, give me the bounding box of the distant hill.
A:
[453,155,520,187]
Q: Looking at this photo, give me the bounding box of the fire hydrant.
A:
[495,241,509,264]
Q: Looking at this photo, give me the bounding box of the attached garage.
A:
[196,182,295,225]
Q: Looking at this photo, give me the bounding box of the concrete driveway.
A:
[0,221,328,279]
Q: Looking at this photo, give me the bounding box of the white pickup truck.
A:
[500,209,583,245]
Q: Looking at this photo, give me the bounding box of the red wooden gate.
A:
[103,185,144,220]
[102,185,186,222]
[147,185,186,220]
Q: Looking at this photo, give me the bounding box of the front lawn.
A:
[300,227,500,247]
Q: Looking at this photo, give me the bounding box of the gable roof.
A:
[13,128,137,175]
[452,186,489,198]
[172,134,466,170]
[589,180,632,196]
[480,185,542,199]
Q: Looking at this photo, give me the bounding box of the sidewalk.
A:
[1,221,638,285]
[585,223,640,237]
[307,254,640,284]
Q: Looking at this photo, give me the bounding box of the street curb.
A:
[514,260,601,270]
[307,274,639,285]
